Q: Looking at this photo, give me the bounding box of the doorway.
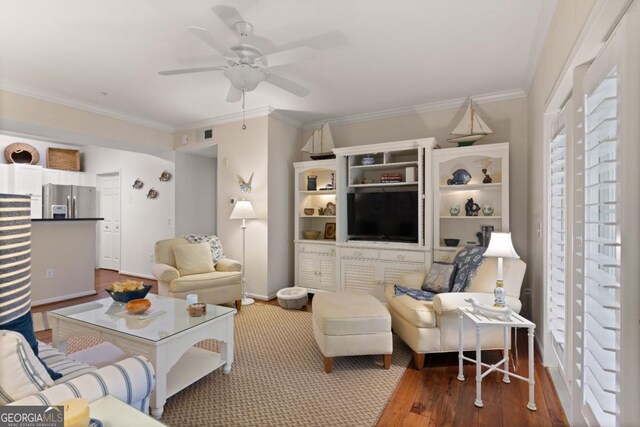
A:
[97,173,121,271]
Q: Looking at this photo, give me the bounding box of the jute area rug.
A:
[64,303,411,427]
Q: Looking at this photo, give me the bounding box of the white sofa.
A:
[4,335,155,413]
[384,257,526,369]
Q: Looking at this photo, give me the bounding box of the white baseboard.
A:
[246,292,277,301]
[32,290,97,307]
[118,270,156,281]
[547,367,572,424]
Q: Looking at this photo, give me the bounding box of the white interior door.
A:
[98,173,121,271]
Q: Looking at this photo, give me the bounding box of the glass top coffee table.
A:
[49,294,236,419]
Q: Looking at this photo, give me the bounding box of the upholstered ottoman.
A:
[312,292,392,373]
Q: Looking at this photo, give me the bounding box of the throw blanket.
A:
[394,246,487,301]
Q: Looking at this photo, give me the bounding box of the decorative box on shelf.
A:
[47,148,81,171]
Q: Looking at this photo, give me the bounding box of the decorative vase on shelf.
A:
[361,155,375,165]
[482,204,494,216]
[449,204,461,216]
[482,168,493,184]
[465,198,480,216]
[307,175,317,191]
[447,169,472,185]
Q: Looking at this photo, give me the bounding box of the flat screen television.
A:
[347,191,419,243]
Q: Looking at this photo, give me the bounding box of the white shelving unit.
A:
[293,159,338,293]
[432,143,509,261]
[333,138,438,301]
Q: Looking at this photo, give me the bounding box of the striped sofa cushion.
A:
[0,330,53,404]
[37,342,96,383]
[9,356,155,413]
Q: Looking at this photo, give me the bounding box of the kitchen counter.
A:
[32,218,104,222]
[31,220,99,305]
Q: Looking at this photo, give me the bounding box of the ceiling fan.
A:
[159,6,314,103]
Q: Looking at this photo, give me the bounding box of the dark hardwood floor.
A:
[34,270,567,426]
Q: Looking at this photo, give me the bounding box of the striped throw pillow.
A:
[0,330,54,404]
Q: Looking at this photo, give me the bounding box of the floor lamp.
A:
[230,200,256,306]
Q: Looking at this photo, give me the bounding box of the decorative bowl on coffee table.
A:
[106,284,152,303]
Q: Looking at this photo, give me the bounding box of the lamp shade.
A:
[483,232,519,259]
[230,200,256,220]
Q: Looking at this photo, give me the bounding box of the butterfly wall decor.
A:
[237,172,254,193]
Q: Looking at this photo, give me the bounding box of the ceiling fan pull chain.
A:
[242,88,247,130]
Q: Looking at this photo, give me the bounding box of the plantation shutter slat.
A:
[582,66,620,427]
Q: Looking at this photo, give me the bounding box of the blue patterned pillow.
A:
[183,234,225,265]
[422,262,456,293]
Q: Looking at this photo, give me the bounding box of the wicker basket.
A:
[47,148,80,171]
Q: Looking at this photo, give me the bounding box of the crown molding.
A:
[0,80,174,133]
[269,110,303,129]
[302,88,526,130]
[175,106,303,131]
[174,106,275,131]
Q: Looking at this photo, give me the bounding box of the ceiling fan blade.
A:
[226,85,243,103]
[188,26,236,57]
[264,73,310,97]
[212,5,246,33]
[276,31,349,52]
[260,47,315,69]
[158,65,226,76]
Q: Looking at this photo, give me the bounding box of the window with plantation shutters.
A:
[547,111,567,365]
[582,66,620,427]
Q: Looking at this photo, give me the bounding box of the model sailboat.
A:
[301,123,336,160]
[447,101,493,146]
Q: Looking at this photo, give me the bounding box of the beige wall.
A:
[526,0,595,342]
[31,221,96,305]
[83,145,176,278]
[267,116,301,296]
[303,97,530,312]
[182,115,300,300]
[0,90,173,154]
[184,117,271,299]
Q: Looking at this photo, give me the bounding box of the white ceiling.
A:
[0,0,554,130]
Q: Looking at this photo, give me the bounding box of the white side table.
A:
[457,307,537,411]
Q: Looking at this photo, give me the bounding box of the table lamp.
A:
[482,232,519,307]
[230,200,257,306]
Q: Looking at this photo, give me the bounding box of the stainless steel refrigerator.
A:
[42,184,97,219]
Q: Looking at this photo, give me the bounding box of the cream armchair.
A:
[152,237,243,310]
[384,257,526,369]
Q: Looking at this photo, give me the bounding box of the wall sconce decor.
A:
[159,170,172,182]
[237,172,254,193]
[132,179,144,189]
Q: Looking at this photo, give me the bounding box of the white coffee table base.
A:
[457,307,536,411]
[51,308,235,419]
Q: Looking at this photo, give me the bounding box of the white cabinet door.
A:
[297,252,318,288]
[8,164,42,196]
[379,261,425,285]
[79,172,96,187]
[30,195,42,219]
[317,254,336,291]
[42,169,61,185]
[341,258,380,298]
[59,171,81,186]
[0,164,8,193]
